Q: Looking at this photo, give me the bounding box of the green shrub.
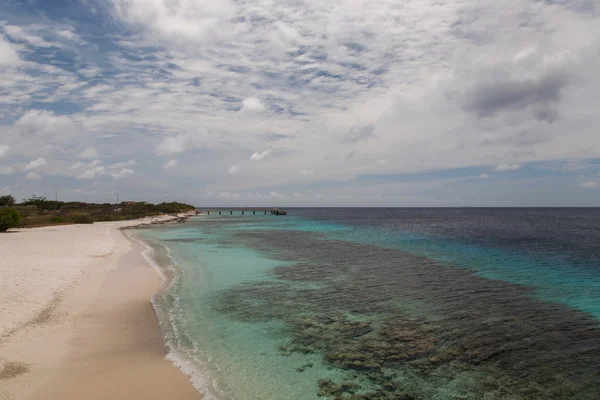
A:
[72,214,94,224]
[0,208,22,232]
[51,216,63,223]
[0,195,16,207]
[22,195,63,210]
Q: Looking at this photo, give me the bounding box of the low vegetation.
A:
[0,194,195,229]
[0,208,22,232]
[0,195,16,207]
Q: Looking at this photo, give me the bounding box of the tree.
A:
[0,208,22,232]
[0,195,15,207]
[22,194,62,210]
[22,194,47,207]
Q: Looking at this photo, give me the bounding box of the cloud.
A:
[342,123,376,144]
[0,35,20,66]
[581,181,596,188]
[76,160,136,180]
[460,69,569,123]
[25,172,41,180]
[494,164,521,172]
[3,25,55,47]
[108,160,137,169]
[0,145,9,158]
[110,0,238,42]
[79,166,106,180]
[480,173,490,179]
[480,131,548,147]
[72,189,98,195]
[69,161,84,170]
[24,158,47,171]
[156,135,189,155]
[12,110,79,138]
[228,165,239,174]
[164,159,178,169]
[250,150,272,161]
[110,168,135,179]
[55,28,77,41]
[219,191,241,200]
[300,169,314,176]
[0,1,599,206]
[0,166,14,175]
[241,97,266,112]
[79,148,99,160]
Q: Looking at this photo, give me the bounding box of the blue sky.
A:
[1,0,600,206]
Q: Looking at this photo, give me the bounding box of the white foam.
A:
[165,350,223,400]
[124,231,167,283]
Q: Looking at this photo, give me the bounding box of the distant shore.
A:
[0,213,200,400]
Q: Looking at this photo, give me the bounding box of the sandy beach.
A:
[0,215,200,400]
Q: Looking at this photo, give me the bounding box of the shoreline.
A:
[0,213,200,399]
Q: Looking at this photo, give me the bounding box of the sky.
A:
[1,0,600,207]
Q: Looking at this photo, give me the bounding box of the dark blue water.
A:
[137,208,600,400]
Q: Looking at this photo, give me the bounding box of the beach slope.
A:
[0,215,200,399]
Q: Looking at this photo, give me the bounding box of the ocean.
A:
[133,208,600,400]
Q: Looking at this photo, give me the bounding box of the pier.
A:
[199,208,287,216]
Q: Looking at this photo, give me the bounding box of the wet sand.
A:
[31,239,200,400]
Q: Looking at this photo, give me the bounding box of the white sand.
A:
[0,215,183,339]
[0,213,197,400]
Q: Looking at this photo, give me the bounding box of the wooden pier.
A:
[200,208,287,216]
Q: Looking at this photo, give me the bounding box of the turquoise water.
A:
[135,209,600,400]
[137,220,346,400]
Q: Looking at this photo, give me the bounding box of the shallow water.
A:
[135,208,600,400]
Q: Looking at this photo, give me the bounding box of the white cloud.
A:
[108,160,137,169]
[228,165,239,174]
[219,191,241,200]
[24,157,47,171]
[25,172,41,180]
[164,159,178,169]
[300,169,314,176]
[12,110,79,138]
[494,164,521,172]
[241,97,266,113]
[56,28,77,41]
[72,189,98,195]
[342,124,376,144]
[0,35,21,66]
[79,147,99,160]
[75,160,137,180]
[0,166,14,175]
[0,145,9,158]
[110,168,135,179]
[480,173,489,179]
[250,149,272,161]
[69,161,85,170]
[0,1,599,206]
[79,166,106,180]
[581,181,596,188]
[3,25,55,47]
[156,135,189,155]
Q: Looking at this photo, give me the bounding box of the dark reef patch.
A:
[212,228,600,399]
